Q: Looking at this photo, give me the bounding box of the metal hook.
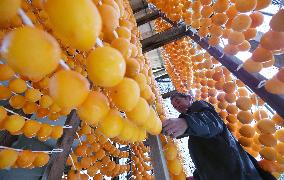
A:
[51,148,64,153]
[18,8,70,70]
[96,38,104,47]
[59,60,70,70]
[18,9,34,27]
[257,80,266,89]
[63,125,73,129]
[236,64,243,71]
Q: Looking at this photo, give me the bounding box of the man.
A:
[162,92,275,180]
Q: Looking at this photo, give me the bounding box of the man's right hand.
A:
[162,118,188,138]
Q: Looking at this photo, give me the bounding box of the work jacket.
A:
[178,100,275,180]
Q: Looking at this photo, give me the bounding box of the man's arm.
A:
[162,101,224,138]
[181,110,224,138]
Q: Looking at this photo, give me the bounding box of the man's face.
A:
[171,96,192,113]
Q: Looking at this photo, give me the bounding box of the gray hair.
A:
[170,90,195,101]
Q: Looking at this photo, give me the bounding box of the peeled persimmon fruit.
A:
[251,47,273,62]
[48,70,90,109]
[126,97,150,126]
[250,11,264,28]
[228,31,245,45]
[260,31,284,51]
[97,109,123,138]
[0,0,21,26]
[235,0,257,12]
[111,38,132,59]
[243,59,263,73]
[255,0,271,10]
[87,46,125,87]
[269,9,284,32]
[0,149,18,169]
[108,78,140,112]
[0,64,15,81]
[44,0,101,50]
[231,14,252,32]
[77,91,110,125]
[98,4,119,33]
[2,27,60,81]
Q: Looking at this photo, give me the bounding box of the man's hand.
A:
[162,118,188,138]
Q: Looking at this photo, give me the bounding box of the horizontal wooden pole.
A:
[136,10,160,26]
[141,25,188,53]
[155,73,169,81]
[131,0,148,13]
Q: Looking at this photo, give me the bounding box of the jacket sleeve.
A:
[193,169,201,180]
[177,101,224,139]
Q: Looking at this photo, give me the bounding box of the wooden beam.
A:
[155,74,169,81]
[133,4,148,13]
[136,10,160,26]
[130,0,148,13]
[152,66,165,71]
[126,146,132,179]
[162,90,177,99]
[153,68,165,75]
[157,80,171,83]
[41,110,80,180]
[141,25,188,53]
[146,135,170,180]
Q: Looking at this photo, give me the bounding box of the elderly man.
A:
[162,92,275,180]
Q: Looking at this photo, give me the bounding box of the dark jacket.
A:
[178,100,275,180]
